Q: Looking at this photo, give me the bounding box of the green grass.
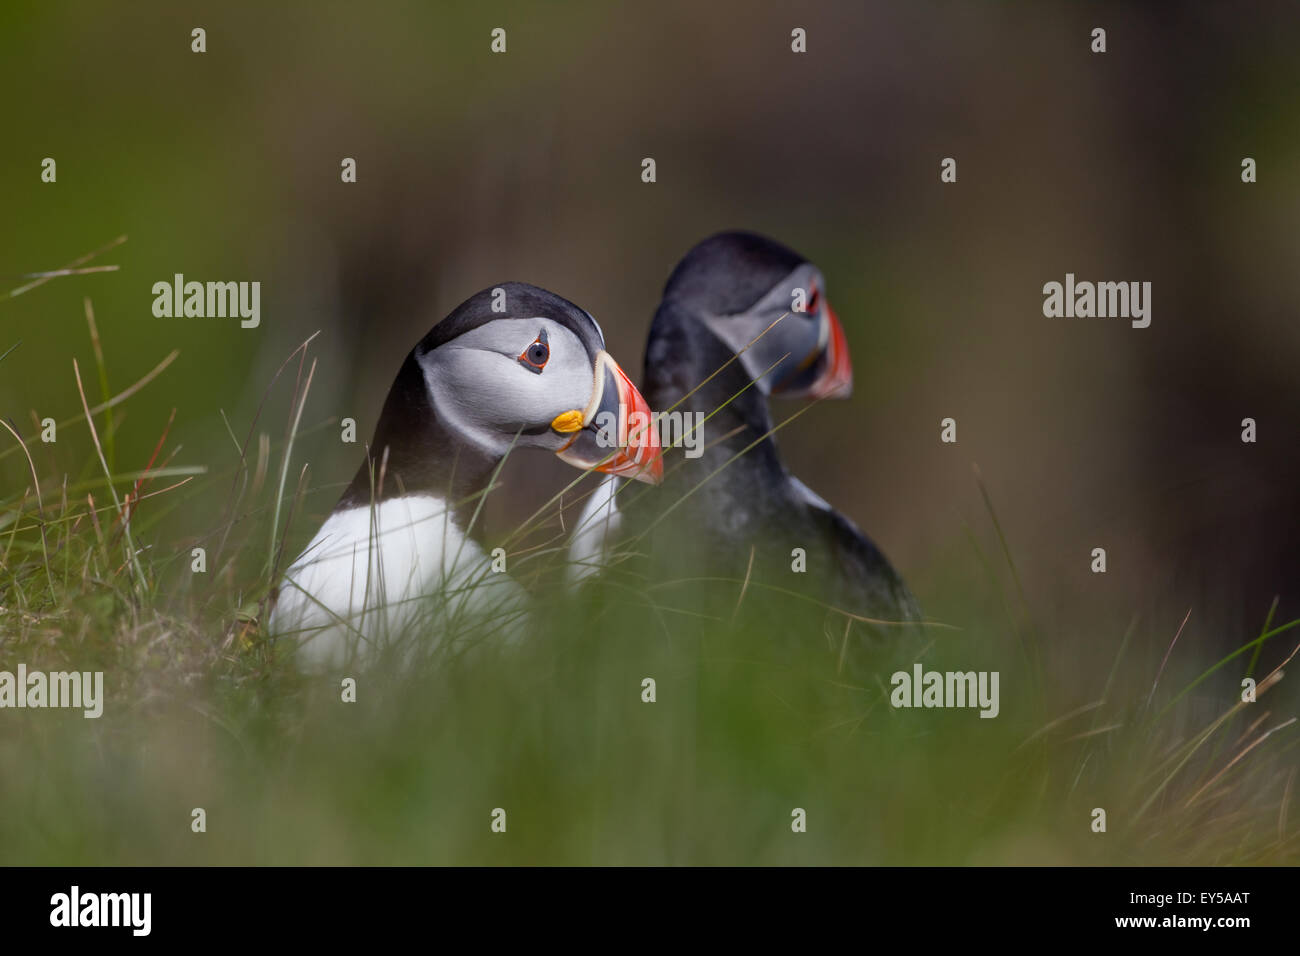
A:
[1,296,1297,866]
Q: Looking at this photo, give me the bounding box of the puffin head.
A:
[662,231,852,400]
[414,282,662,484]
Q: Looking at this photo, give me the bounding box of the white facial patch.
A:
[420,317,595,455]
[701,263,825,390]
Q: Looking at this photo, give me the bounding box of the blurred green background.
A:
[1,1,1298,864]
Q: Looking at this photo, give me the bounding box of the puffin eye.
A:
[805,286,820,314]
[517,330,550,373]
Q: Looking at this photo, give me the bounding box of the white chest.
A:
[270,495,527,669]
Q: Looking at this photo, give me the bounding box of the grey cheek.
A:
[424,352,508,437]
[532,368,586,417]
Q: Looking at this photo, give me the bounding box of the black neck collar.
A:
[643,299,785,479]
[337,352,498,538]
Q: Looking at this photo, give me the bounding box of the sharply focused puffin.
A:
[271,282,661,668]
[569,232,917,640]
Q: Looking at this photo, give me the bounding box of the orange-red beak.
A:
[554,351,663,485]
[805,301,853,400]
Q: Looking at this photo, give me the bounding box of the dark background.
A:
[3,0,1297,678]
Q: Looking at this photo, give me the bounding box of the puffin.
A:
[270,282,662,669]
[569,232,917,653]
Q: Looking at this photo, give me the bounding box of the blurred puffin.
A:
[271,282,661,668]
[569,231,917,633]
